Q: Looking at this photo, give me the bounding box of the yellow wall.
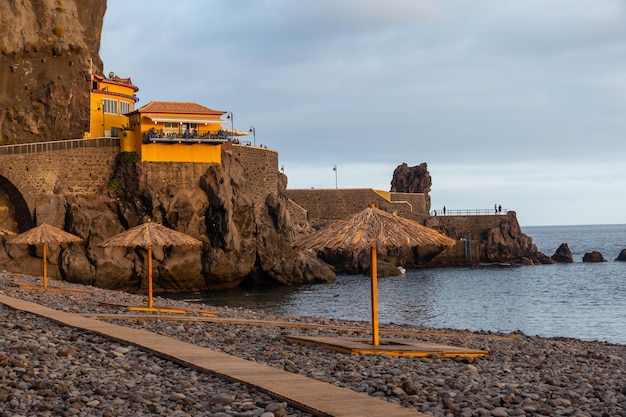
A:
[126,112,224,163]
[86,78,137,138]
[140,142,221,163]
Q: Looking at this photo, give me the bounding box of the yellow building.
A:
[123,101,230,163]
[86,72,139,138]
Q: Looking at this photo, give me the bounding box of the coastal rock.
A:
[0,151,335,292]
[582,251,605,262]
[482,212,544,264]
[615,249,626,261]
[551,243,573,263]
[365,260,404,278]
[390,162,432,212]
[427,211,552,265]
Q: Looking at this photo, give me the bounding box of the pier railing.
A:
[431,209,508,216]
[0,137,119,155]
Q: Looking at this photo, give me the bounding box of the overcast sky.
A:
[101,0,626,226]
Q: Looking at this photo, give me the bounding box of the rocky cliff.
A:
[0,150,336,291]
[0,0,105,143]
[0,0,336,291]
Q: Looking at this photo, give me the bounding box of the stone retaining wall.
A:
[427,215,506,240]
[0,139,281,230]
[286,189,427,227]
[0,138,120,208]
[143,162,216,190]
[230,145,279,209]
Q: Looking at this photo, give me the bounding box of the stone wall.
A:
[143,162,217,190]
[424,214,509,265]
[390,192,427,217]
[0,140,282,229]
[230,145,279,209]
[286,189,427,227]
[426,214,507,240]
[0,138,119,209]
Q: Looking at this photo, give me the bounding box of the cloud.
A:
[101,0,626,225]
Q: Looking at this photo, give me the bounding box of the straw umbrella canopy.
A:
[297,204,456,346]
[7,223,83,288]
[0,228,16,238]
[100,220,202,309]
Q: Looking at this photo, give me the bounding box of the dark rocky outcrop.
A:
[582,251,605,263]
[551,243,573,263]
[0,151,336,292]
[481,212,543,264]
[0,0,106,144]
[391,162,432,212]
[425,211,553,266]
[615,249,626,261]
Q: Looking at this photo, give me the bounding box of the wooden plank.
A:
[89,313,517,340]
[0,294,426,417]
[285,335,488,357]
[18,285,90,295]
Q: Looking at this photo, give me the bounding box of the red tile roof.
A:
[137,101,226,115]
[93,73,139,92]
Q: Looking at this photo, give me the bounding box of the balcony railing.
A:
[142,129,251,145]
[430,208,508,216]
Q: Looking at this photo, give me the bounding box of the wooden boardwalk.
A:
[0,294,427,417]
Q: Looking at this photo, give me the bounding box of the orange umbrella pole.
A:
[42,242,48,288]
[370,245,379,346]
[147,246,153,308]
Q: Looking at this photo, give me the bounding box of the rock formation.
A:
[425,211,553,265]
[390,162,431,212]
[615,249,626,261]
[0,0,106,144]
[0,150,336,292]
[0,1,336,292]
[582,251,605,263]
[551,243,573,263]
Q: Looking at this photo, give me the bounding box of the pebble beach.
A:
[1,273,625,417]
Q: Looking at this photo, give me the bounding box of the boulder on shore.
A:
[551,243,573,263]
[582,251,605,263]
[365,260,404,278]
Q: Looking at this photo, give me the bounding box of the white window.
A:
[120,101,130,115]
[103,98,118,115]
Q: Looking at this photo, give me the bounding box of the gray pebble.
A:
[1,272,625,417]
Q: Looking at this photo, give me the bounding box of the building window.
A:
[163,122,179,136]
[120,101,130,115]
[103,98,118,115]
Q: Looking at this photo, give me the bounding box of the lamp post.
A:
[226,111,234,135]
[249,125,256,146]
[333,165,337,189]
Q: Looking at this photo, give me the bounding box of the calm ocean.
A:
[173,224,626,345]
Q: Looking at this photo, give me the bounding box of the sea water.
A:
[172,224,626,344]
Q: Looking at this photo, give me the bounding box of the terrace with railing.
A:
[430,208,508,216]
[142,128,251,145]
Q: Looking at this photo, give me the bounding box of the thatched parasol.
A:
[100,220,202,310]
[7,223,83,289]
[0,228,16,238]
[297,204,456,345]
